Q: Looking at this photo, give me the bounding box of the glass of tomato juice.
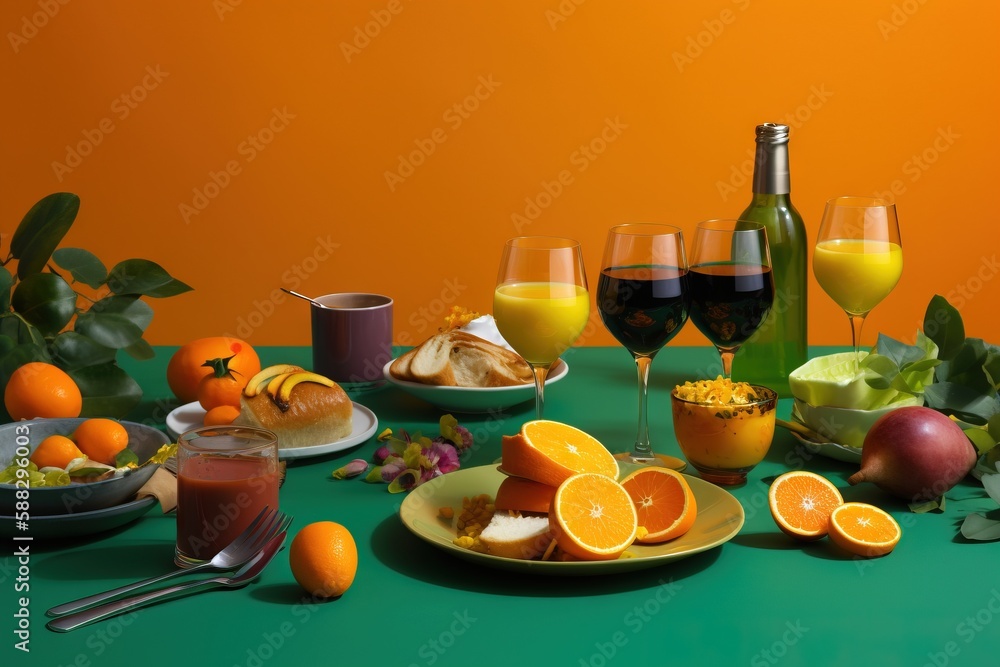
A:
[175,425,280,567]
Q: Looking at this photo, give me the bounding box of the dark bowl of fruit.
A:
[0,418,171,516]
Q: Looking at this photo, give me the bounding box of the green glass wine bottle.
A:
[733,123,808,397]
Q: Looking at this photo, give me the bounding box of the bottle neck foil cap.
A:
[752,123,790,195]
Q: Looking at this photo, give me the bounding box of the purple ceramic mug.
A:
[310,293,393,390]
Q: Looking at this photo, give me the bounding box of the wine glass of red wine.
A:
[597,223,690,467]
[688,220,775,379]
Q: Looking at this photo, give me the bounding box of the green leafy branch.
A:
[1,193,192,421]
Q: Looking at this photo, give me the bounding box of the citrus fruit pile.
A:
[166,337,260,426]
[768,470,901,558]
[464,420,699,561]
[28,418,131,470]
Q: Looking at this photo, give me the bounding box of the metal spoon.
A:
[280,288,330,308]
[47,531,287,633]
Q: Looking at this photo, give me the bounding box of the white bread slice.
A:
[478,511,553,560]
[399,331,532,387]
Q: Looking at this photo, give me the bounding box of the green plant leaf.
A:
[964,427,997,456]
[988,414,1000,441]
[74,310,144,349]
[924,382,1000,423]
[10,193,80,279]
[123,337,155,361]
[862,354,899,390]
[0,335,14,359]
[107,259,192,298]
[0,315,46,349]
[960,512,1000,541]
[89,294,154,330]
[874,332,927,368]
[53,248,108,289]
[983,473,1000,505]
[49,331,117,370]
[0,266,13,312]
[10,273,77,335]
[924,294,965,361]
[68,363,142,418]
[115,448,139,468]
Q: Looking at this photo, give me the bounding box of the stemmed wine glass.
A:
[813,196,902,371]
[688,220,775,378]
[597,224,690,467]
[494,237,589,419]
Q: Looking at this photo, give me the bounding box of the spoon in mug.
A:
[280,288,330,308]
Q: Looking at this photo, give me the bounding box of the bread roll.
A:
[234,381,353,449]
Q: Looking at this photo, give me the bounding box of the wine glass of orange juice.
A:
[813,197,903,371]
[494,237,589,419]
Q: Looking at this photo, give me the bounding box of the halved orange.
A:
[494,476,556,514]
[620,467,697,543]
[768,471,844,541]
[829,502,901,557]
[501,420,618,487]
[548,473,637,561]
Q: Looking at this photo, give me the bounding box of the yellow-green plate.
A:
[399,464,744,575]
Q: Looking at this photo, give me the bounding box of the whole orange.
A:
[289,522,358,599]
[30,435,84,469]
[74,418,130,466]
[166,337,260,404]
[4,362,83,421]
[203,405,240,426]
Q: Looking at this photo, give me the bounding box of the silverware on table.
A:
[46,507,290,618]
[47,529,287,633]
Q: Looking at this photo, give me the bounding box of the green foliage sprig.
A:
[0,193,192,421]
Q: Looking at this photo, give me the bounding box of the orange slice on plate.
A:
[494,476,557,514]
[620,467,697,543]
[501,420,618,487]
[828,502,901,557]
[768,471,844,541]
[549,473,637,560]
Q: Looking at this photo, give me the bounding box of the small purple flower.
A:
[332,458,369,480]
[423,442,459,476]
[379,458,407,483]
[373,444,392,465]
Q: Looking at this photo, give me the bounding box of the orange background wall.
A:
[2,1,997,350]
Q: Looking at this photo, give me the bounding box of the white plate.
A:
[165,401,378,460]
[382,358,568,414]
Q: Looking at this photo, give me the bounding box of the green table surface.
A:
[4,346,998,667]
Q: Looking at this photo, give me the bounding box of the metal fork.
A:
[47,507,291,618]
